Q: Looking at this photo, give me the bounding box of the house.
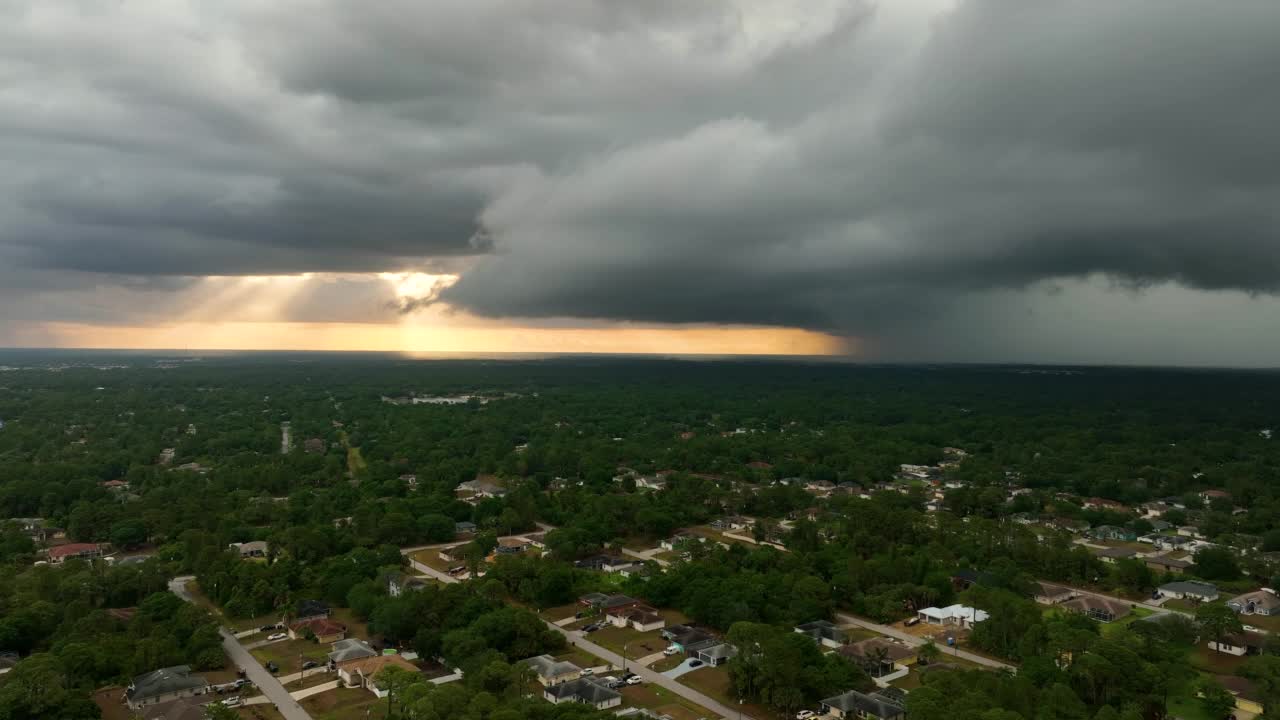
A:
[455,521,477,535]
[543,677,622,709]
[1178,526,1204,539]
[1141,501,1173,518]
[230,540,268,558]
[1207,630,1267,656]
[1144,555,1192,574]
[635,475,668,491]
[337,654,419,696]
[1093,547,1137,564]
[1159,581,1220,602]
[328,638,378,666]
[438,545,468,564]
[289,617,347,644]
[1227,589,1280,616]
[951,569,995,590]
[660,532,705,552]
[695,643,737,666]
[662,625,716,653]
[522,532,547,549]
[1155,535,1193,551]
[1082,498,1130,513]
[1089,525,1137,542]
[294,599,331,622]
[709,516,750,532]
[125,665,208,710]
[574,555,635,573]
[578,593,641,612]
[456,476,507,499]
[1060,596,1130,623]
[820,689,907,720]
[522,654,582,686]
[805,480,836,494]
[917,605,988,628]
[303,438,326,454]
[1200,489,1231,504]
[607,606,666,632]
[1215,675,1264,717]
[794,620,845,648]
[387,573,429,597]
[839,638,917,677]
[495,537,530,555]
[47,543,107,564]
[1033,582,1076,605]
[1148,519,1173,533]
[101,479,130,491]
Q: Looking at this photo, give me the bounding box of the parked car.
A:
[687,660,703,668]
[302,661,319,670]
[222,697,242,707]
[796,711,816,720]
[260,624,277,632]
[582,623,600,633]
[580,667,594,676]
[267,632,287,641]
[626,675,644,686]
[904,617,920,627]
[232,679,248,689]
[663,646,680,656]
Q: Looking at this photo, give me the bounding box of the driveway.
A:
[661,658,705,679]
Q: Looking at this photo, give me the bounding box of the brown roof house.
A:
[289,617,347,644]
[1061,596,1130,623]
[522,654,582,686]
[1034,582,1076,605]
[337,654,419,697]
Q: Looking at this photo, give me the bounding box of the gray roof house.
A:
[820,689,906,720]
[125,665,207,710]
[1159,581,1220,602]
[795,620,845,648]
[543,677,622,710]
[696,642,738,666]
[328,638,378,665]
[522,654,582,686]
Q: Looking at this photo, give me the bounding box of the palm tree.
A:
[918,640,940,666]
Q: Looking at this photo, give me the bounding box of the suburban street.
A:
[546,622,751,720]
[168,577,317,720]
[835,612,1017,672]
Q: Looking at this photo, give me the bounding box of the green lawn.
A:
[250,638,330,676]
[1167,693,1214,720]
[300,686,382,720]
[1101,606,1154,636]
[678,666,773,720]
[587,624,665,659]
[555,646,607,670]
[620,684,717,720]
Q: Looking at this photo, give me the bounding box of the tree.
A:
[1196,604,1243,654]
[1196,677,1235,720]
[918,639,941,665]
[109,519,148,549]
[1192,547,1241,581]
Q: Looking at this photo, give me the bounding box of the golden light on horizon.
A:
[26,320,846,356]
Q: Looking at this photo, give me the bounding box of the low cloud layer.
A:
[4,0,1280,360]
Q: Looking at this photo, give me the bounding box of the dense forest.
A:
[3,351,1280,719]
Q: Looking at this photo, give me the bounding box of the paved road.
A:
[546,622,748,720]
[835,612,1016,672]
[169,577,316,720]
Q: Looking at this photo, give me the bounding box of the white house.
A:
[917,605,989,629]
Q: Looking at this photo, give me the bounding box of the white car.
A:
[267,632,287,642]
[796,711,816,720]
[663,646,680,656]
[580,667,594,676]
[1244,625,1262,633]
[222,697,242,707]
[626,675,644,686]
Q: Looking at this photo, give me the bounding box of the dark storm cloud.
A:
[4,0,1280,354]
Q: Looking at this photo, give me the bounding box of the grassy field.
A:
[410,548,462,573]
[329,608,372,644]
[1167,692,1214,720]
[648,653,687,672]
[555,646,608,670]
[250,638,331,676]
[236,705,287,720]
[1101,606,1154,635]
[587,624,666,659]
[678,666,773,720]
[301,687,382,720]
[620,684,717,720]
[1189,645,1249,675]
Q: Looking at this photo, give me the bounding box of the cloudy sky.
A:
[4,0,1280,364]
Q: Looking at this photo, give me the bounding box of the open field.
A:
[678,666,773,720]
[237,705,287,720]
[620,684,717,720]
[251,638,331,676]
[587,624,666,659]
[301,686,382,720]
